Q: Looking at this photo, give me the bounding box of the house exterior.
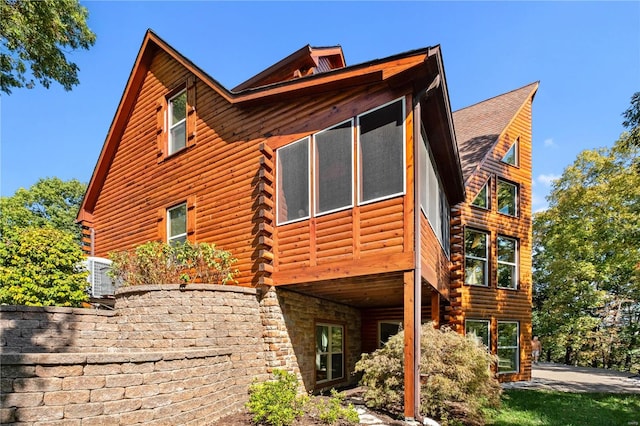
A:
[77,30,537,419]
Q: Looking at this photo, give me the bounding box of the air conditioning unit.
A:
[83,257,117,298]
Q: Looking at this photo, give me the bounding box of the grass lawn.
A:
[485,390,640,426]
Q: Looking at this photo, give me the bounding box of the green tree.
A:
[0,227,88,306]
[622,91,640,149]
[0,177,86,242]
[1,0,96,94]
[533,136,640,371]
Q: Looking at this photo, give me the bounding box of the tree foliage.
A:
[0,227,88,306]
[0,177,86,242]
[533,136,640,372]
[622,91,640,149]
[0,0,96,94]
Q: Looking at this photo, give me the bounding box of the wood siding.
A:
[420,215,450,299]
[449,98,534,381]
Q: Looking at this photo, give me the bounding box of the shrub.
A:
[0,227,88,306]
[246,369,309,426]
[108,241,238,285]
[355,323,501,425]
[315,389,360,425]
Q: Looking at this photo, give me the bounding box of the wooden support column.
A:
[431,291,440,328]
[403,270,416,420]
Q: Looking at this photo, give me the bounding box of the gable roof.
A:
[77,30,461,221]
[452,82,539,182]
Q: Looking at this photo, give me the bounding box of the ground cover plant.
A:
[486,389,640,426]
[355,323,501,425]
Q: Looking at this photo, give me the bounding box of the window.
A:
[378,321,402,348]
[419,125,450,255]
[497,236,518,289]
[314,120,353,215]
[497,179,518,216]
[168,90,187,155]
[276,138,310,225]
[501,139,518,166]
[358,99,405,204]
[465,229,488,286]
[167,203,187,245]
[316,324,344,383]
[497,321,519,373]
[471,180,489,209]
[465,320,490,349]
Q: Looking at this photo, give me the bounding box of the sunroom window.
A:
[314,120,353,215]
[276,138,310,225]
[465,229,488,286]
[358,99,404,204]
[497,179,518,216]
[168,90,187,155]
[498,321,519,373]
[316,324,344,383]
[497,236,518,289]
[167,203,187,245]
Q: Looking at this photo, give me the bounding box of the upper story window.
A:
[168,90,187,155]
[358,99,405,204]
[497,179,518,216]
[471,180,489,209]
[167,203,187,245]
[501,139,519,166]
[419,125,450,255]
[497,235,518,289]
[314,120,353,216]
[276,138,310,225]
[465,228,488,286]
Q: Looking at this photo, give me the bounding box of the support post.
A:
[403,270,416,420]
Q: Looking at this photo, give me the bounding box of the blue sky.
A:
[1,1,638,213]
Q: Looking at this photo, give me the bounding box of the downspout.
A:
[412,97,423,422]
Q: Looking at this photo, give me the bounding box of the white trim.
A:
[313,118,355,217]
[471,179,490,210]
[276,137,311,226]
[356,96,406,206]
[315,323,345,384]
[497,178,519,217]
[501,138,519,167]
[377,320,402,348]
[497,321,520,374]
[497,235,519,290]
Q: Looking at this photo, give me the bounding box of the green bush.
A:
[355,323,501,425]
[0,227,88,306]
[246,369,309,426]
[315,389,360,425]
[108,241,238,285]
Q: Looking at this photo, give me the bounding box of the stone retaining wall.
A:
[1,349,241,425]
[0,284,269,425]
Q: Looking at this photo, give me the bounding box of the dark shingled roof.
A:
[452,82,539,182]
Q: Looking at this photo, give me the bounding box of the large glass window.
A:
[316,324,344,383]
[465,229,488,286]
[277,138,310,225]
[168,90,187,155]
[497,236,518,289]
[358,99,404,204]
[471,180,489,209]
[465,320,490,349]
[497,179,518,216]
[498,321,519,373]
[167,203,187,245]
[314,120,353,215]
